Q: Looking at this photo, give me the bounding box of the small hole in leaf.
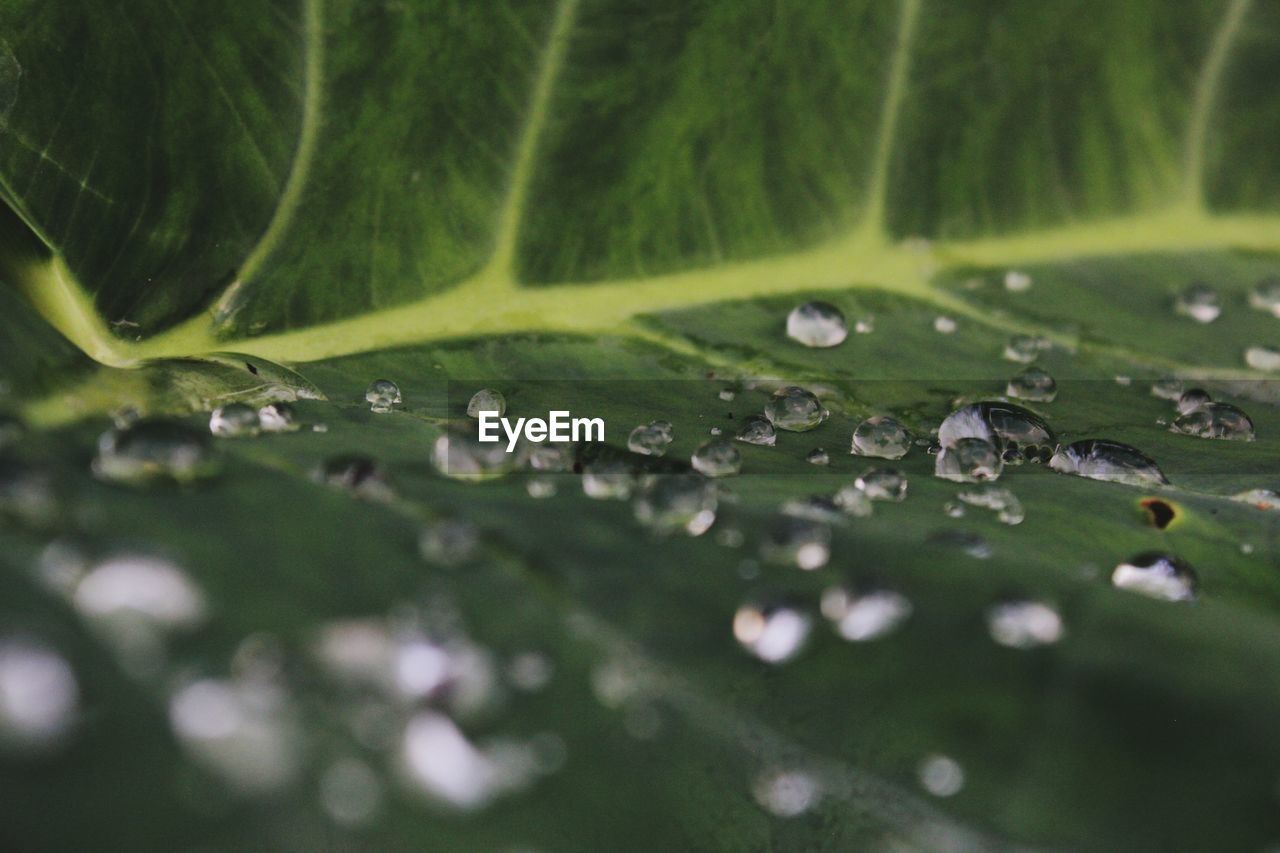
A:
[245,362,259,375]
[1141,498,1176,529]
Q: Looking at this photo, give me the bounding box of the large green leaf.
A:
[4,1,1280,851]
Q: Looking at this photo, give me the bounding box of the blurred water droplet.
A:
[854,316,875,334]
[691,440,741,477]
[628,421,674,456]
[1245,346,1280,372]
[957,485,1024,524]
[1249,277,1280,318]
[419,518,480,566]
[321,757,383,827]
[805,447,829,466]
[832,484,874,517]
[735,416,777,446]
[944,501,966,518]
[918,755,964,797]
[719,387,737,401]
[528,443,572,472]
[466,388,506,419]
[752,768,821,817]
[1114,375,1132,387]
[1150,376,1184,400]
[257,402,299,433]
[786,301,847,347]
[0,411,24,449]
[928,530,992,559]
[365,379,402,413]
[1049,440,1168,487]
[935,438,1003,483]
[933,316,957,334]
[0,458,56,527]
[582,457,634,500]
[402,711,537,811]
[209,403,260,437]
[1004,270,1032,292]
[1170,402,1255,441]
[820,587,912,641]
[1176,388,1212,415]
[851,415,910,459]
[0,639,78,749]
[92,419,219,485]
[764,386,827,432]
[1002,334,1047,364]
[1234,488,1280,510]
[733,602,811,663]
[433,427,523,482]
[856,468,907,501]
[634,474,718,536]
[1175,282,1221,323]
[987,600,1063,648]
[526,475,557,498]
[1007,367,1057,402]
[506,652,554,692]
[317,454,397,499]
[761,518,831,569]
[1111,553,1197,602]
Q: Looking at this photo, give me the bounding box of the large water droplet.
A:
[1006,367,1057,403]
[1175,282,1221,323]
[1245,346,1280,372]
[365,379,402,413]
[1170,402,1256,441]
[1111,553,1197,601]
[92,419,219,485]
[1248,277,1280,318]
[938,402,1055,456]
[957,485,1024,524]
[1049,440,1168,487]
[432,427,523,482]
[628,421,674,456]
[733,602,811,663]
[634,474,717,536]
[735,416,777,446]
[786,301,847,347]
[856,468,907,502]
[466,389,506,419]
[691,440,741,477]
[820,586,912,641]
[986,600,1064,648]
[209,403,260,437]
[764,386,826,432]
[851,415,910,459]
[935,438,1003,483]
[761,518,831,569]
[0,639,78,748]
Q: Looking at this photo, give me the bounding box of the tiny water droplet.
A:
[735,416,777,446]
[761,518,831,569]
[719,387,737,402]
[317,455,396,499]
[526,475,557,498]
[935,438,1003,483]
[1111,553,1196,601]
[752,767,821,817]
[365,379,402,413]
[851,415,910,459]
[764,386,827,432]
[957,485,1024,524]
[854,316,875,334]
[944,501,966,518]
[1049,439,1168,487]
[628,421,674,456]
[1249,277,1280,318]
[986,600,1063,648]
[805,447,829,465]
[1006,367,1057,402]
[257,402,300,433]
[1170,402,1255,441]
[786,301,847,348]
[1176,388,1212,415]
[209,403,260,437]
[1150,376,1184,400]
[1004,270,1032,292]
[820,586,911,641]
[918,755,964,797]
[466,389,506,418]
[1245,346,1280,372]
[92,419,219,485]
[1175,282,1221,323]
[691,440,741,477]
[633,474,718,536]
[1114,375,1132,387]
[709,426,723,436]
[432,427,523,482]
[856,468,907,502]
[1002,334,1047,364]
[733,601,811,663]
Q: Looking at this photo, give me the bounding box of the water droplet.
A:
[1245,346,1280,372]
[257,402,300,433]
[933,316,957,334]
[764,386,827,432]
[466,388,506,418]
[918,755,965,797]
[938,402,1055,456]
[691,440,741,477]
[432,427,523,482]
[1175,282,1221,323]
[733,602,811,663]
[1170,402,1255,441]
[528,442,572,472]
[820,587,912,641]
[1150,376,1184,400]
[628,421,674,456]
[526,475,557,498]
[854,316,875,334]
[927,530,992,559]
[856,468,907,502]
[321,757,383,827]
[582,457,634,500]
[944,500,966,518]
[735,415,777,446]
[402,710,539,810]
[1249,277,1280,318]
[761,518,831,569]
[1049,440,1168,487]
[1004,270,1032,292]
[1114,375,1133,387]
[365,379,402,413]
[805,447,829,466]
[851,415,910,459]
[1111,553,1197,602]
[633,474,718,536]
[209,403,260,437]
[956,485,1024,524]
[1234,488,1280,510]
[986,600,1063,648]
[419,518,480,565]
[752,767,822,817]
[506,651,554,692]
[1002,334,1047,364]
[316,455,397,499]
[719,387,737,402]
[0,458,56,527]
[832,484,874,518]
[92,419,219,485]
[935,438,1003,483]
[1006,367,1057,402]
[786,301,847,348]
[0,639,78,748]
[74,554,206,631]
[1176,388,1212,415]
